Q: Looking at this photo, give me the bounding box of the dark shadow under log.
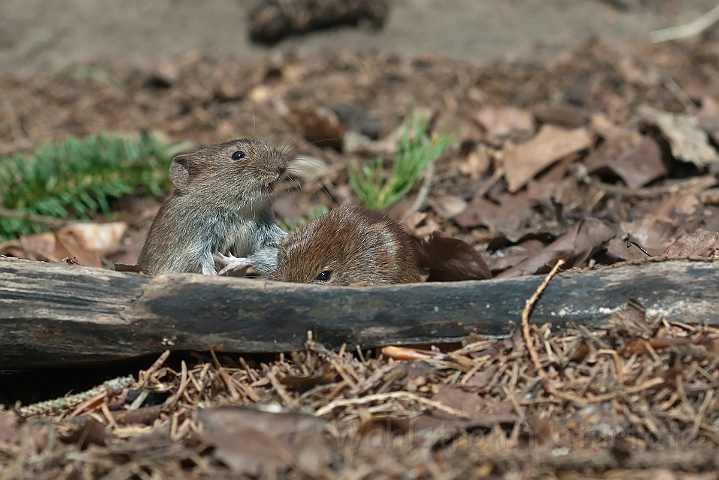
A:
[0,257,716,368]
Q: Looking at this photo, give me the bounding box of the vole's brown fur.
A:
[273,206,420,286]
[138,139,287,275]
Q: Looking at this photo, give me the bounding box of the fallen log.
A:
[0,257,716,368]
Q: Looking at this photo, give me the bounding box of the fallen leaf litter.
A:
[2,27,719,480]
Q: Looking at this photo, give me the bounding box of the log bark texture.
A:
[0,257,716,368]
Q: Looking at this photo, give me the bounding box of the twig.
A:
[315,391,471,419]
[521,259,565,376]
[520,259,595,406]
[137,350,171,387]
[693,389,713,437]
[661,75,697,113]
[0,207,71,229]
[592,174,717,199]
[651,3,719,43]
[267,367,301,410]
[330,359,358,389]
[400,161,435,222]
[165,360,189,406]
[464,445,719,471]
[475,167,505,200]
[627,240,652,257]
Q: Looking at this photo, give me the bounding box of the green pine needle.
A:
[348,117,456,210]
[0,133,174,241]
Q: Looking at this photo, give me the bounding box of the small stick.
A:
[520,259,596,407]
[267,367,301,410]
[401,161,435,222]
[521,259,565,375]
[166,360,189,406]
[627,240,652,257]
[137,350,171,387]
[650,4,719,43]
[315,391,471,419]
[475,167,505,200]
[0,207,70,229]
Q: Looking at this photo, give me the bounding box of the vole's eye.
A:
[314,270,332,283]
[231,151,246,160]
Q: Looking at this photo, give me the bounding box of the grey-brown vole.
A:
[138,139,287,276]
[273,206,420,286]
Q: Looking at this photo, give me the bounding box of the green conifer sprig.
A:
[348,118,456,210]
[0,134,174,240]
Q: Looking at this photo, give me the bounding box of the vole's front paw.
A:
[214,253,250,275]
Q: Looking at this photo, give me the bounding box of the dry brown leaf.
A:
[198,407,334,476]
[590,113,642,144]
[654,194,701,224]
[286,103,345,151]
[458,145,491,180]
[464,364,500,389]
[503,124,593,193]
[412,387,517,432]
[620,217,680,256]
[605,237,650,262]
[402,212,441,238]
[60,222,127,256]
[0,232,56,260]
[497,218,615,278]
[662,229,719,257]
[587,136,667,189]
[55,222,127,267]
[58,417,113,448]
[484,239,545,273]
[699,114,719,146]
[0,222,126,267]
[475,106,535,146]
[455,191,535,239]
[620,192,709,255]
[428,195,468,220]
[638,105,719,167]
[412,230,491,281]
[432,386,484,416]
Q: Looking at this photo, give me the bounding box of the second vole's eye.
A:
[314,270,332,283]
[231,150,246,160]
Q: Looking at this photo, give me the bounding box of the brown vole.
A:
[138,139,287,276]
[273,206,420,286]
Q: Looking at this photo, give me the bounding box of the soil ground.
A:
[2,2,719,479]
[1,0,718,72]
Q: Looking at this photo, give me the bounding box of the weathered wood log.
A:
[0,257,716,368]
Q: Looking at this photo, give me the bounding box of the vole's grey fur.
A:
[138,139,287,276]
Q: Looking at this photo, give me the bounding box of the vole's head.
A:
[169,139,287,207]
[273,206,420,286]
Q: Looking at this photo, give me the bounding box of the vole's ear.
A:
[169,154,193,191]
